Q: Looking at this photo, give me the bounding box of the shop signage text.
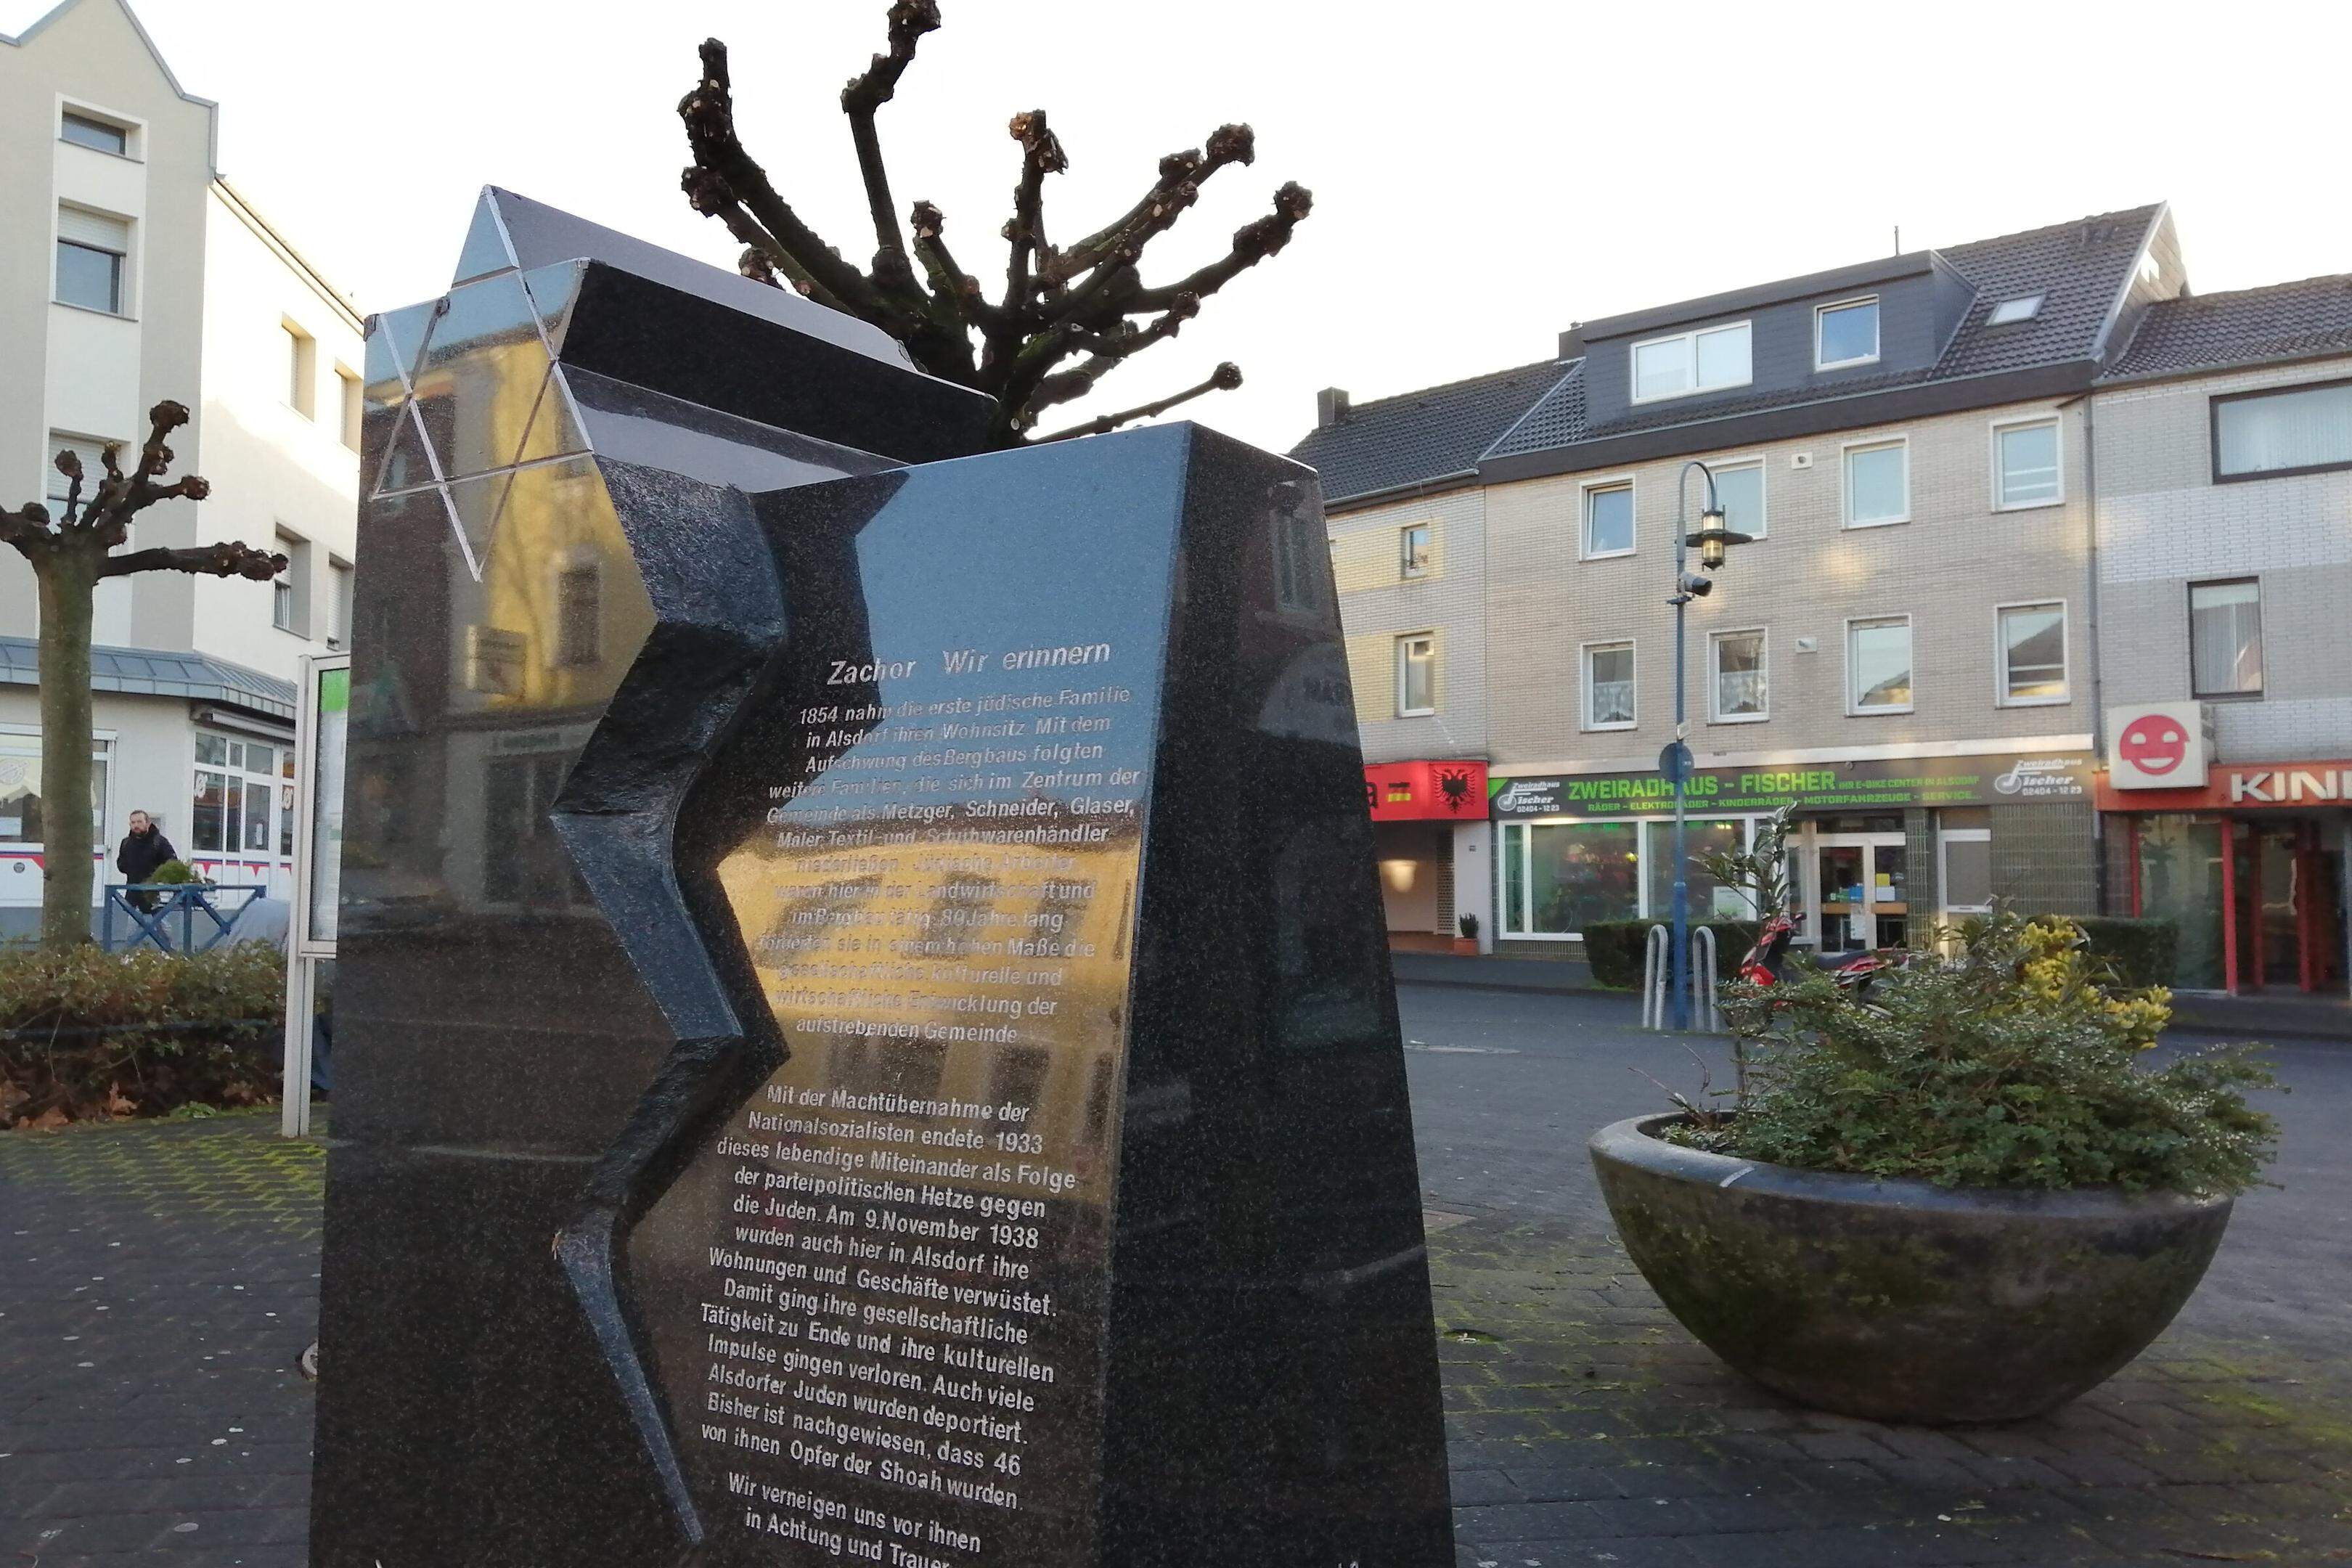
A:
[2094,760,2352,812]
[1489,751,2093,819]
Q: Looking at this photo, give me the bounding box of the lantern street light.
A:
[1667,462,1755,1030]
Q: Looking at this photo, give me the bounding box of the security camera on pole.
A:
[1667,462,1754,1030]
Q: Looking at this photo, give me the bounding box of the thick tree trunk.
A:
[35,552,100,950]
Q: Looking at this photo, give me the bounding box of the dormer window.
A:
[1987,295,2043,326]
[1816,298,1880,370]
[1630,322,1751,403]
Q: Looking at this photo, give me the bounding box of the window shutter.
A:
[57,207,129,251]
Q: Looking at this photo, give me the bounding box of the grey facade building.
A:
[1297,203,2349,989]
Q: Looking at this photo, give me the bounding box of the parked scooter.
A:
[1736,910,1892,996]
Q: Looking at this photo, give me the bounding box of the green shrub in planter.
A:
[1676,912,2274,1196]
[2071,915,2178,989]
[0,944,285,1127]
[1583,918,1759,989]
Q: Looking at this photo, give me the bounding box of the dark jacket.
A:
[116,827,178,885]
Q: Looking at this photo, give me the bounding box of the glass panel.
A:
[1998,422,2061,506]
[1845,441,1907,523]
[1943,836,1993,910]
[556,565,602,667]
[1400,639,1433,712]
[1850,618,1911,709]
[55,241,122,313]
[228,741,246,771]
[1400,524,1429,576]
[1817,844,1867,950]
[1585,484,1633,555]
[1645,819,1747,920]
[191,769,225,853]
[1695,323,1750,388]
[223,776,243,855]
[1818,300,1879,364]
[2001,604,2066,699]
[1502,823,1527,935]
[1712,462,1764,539]
[1527,822,1639,934]
[1587,643,1633,725]
[2189,580,2263,695]
[2215,383,2352,476]
[195,733,228,767]
[244,779,272,851]
[2137,816,2224,989]
[61,113,128,154]
[1713,630,1765,718]
[1987,295,2041,325]
[279,784,295,857]
[1633,338,1688,400]
[0,748,38,844]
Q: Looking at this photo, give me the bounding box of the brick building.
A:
[1295,203,2352,992]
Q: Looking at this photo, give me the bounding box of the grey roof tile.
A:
[2106,273,2352,380]
[1286,359,1567,504]
[0,637,297,722]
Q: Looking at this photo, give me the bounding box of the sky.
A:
[19,0,2352,453]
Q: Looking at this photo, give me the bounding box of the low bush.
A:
[1583,918,1759,989]
[0,944,285,1128]
[2071,915,2179,989]
[1668,912,2275,1196]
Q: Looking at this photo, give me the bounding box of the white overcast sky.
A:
[20,0,2352,452]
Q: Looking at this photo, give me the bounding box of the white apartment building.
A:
[0,0,361,928]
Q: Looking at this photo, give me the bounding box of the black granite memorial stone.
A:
[312,189,1450,1568]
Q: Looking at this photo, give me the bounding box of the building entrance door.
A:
[1808,833,1908,952]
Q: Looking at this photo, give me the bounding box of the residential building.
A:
[0,0,361,923]
[1297,203,2210,963]
[2089,274,2352,994]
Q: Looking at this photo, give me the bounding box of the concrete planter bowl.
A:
[1589,1114,2234,1424]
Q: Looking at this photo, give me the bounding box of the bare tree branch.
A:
[1043,123,1254,287]
[1031,362,1242,443]
[1132,181,1313,311]
[839,0,939,303]
[100,541,283,581]
[1,505,52,556]
[1002,109,1066,312]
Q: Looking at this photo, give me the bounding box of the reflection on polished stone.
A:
[314,189,1447,1568]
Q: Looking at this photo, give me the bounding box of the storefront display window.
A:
[0,736,109,848]
[2137,815,2225,990]
[1643,819,1748,920]
[191,731,282,859]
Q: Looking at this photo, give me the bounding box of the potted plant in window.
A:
[1453,912,1479,957]
[1589,899,2276,1424]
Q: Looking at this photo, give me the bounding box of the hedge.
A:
[2062,916,2179,989]
[1583,918,1760,989]
[0,944,285,1128]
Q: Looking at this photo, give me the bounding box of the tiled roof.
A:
[1286,359,1567,504]
[1485,205,2165,459]
[0,637,297,722]
[2105,273,2352,380]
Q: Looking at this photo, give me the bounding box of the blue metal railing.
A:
[99,883,265,954]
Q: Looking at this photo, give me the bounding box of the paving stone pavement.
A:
[4,991,2351,1567]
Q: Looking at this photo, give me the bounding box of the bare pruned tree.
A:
[677,1,1311,449]
[4,401,283,950]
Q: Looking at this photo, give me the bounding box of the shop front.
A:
[2097,702,2349,995]
[1488,751,2096,957]
[1365,759,1490,952]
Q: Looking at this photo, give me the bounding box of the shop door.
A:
[1810,834,1908,952]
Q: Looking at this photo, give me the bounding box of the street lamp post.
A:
[1668,461,1753,1030]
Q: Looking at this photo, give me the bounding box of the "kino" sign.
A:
[2228,767,2352,804]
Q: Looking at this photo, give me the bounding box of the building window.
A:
[1847,616,1913,713]
[1583,480,1634,558]
[1500,819,1641,937]
[1583,640,1635,730]
[60,110,130,155]
[0,735,110,851]
[338,369,363,450]
[1395,634,1435,716]
[285,323,317,417]
[2189,579,2263,698]
[329,559,355,649]
[1711,629,1767,722]
[190,733,279,858]
[1997,603,2067,704]
[1993,417,2062,509]
[1986,295,2042,326]
[1710,459,1765,540]
[1816,297,1880,369]
[555,563,602,668]
[1939,812,1994,915]
[274,528,309,635]
[1399,522,1430,579]
[2212,379,2352,481]
[1630,321,1751,402]
[55,208,129,314]
[44,433,116,511]
[1843,437,1909,527]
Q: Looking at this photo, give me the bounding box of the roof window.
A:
[1987,295,2043,326]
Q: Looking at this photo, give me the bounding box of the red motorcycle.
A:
[1737,910,1892,996]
